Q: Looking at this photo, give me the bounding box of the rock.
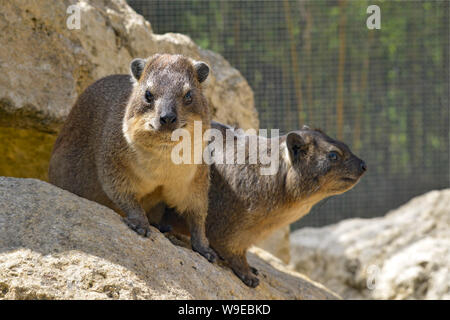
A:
[0,177,338,300]
[0,0,258,180]
[257,226,291,264]
[290,189,450,300]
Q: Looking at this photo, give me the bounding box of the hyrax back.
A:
[162,122,367,286]
[49,54,217,262]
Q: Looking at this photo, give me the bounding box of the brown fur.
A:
[161,122,367,287]
[49,54,217,262]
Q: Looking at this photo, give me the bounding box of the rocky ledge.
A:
[0,177,338,300]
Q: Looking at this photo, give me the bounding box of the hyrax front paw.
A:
[236,271,260,288]
[123,216,151,237]
[192,245,218,263]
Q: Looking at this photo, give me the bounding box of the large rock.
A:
[0,177,338,300]
[290,189,450,300]
[0,0,258,180]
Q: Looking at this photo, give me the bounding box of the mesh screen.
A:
[128,0,449,229]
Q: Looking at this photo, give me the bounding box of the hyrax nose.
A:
[160,112,177,125]
[360,160,367,173]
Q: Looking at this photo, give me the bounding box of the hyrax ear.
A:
[286,132,307,161]
[193,61,210,83]
[301,125,311,130]
[130,58,147,81]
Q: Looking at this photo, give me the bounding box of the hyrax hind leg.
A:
[215,246,259,288]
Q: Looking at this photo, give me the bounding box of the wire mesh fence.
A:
[128,0,449,229]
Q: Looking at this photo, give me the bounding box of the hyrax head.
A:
[124,54,210,147]
[283,125,367,198]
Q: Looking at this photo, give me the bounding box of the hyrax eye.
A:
[145,90,154,103]
[184,90,193,105]
[327,151,339,161]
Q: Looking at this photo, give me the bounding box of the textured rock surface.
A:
[290,189,450,300]
[0,177,338,300]
[0,0,258,180]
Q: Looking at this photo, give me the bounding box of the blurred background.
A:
[128,0,449,229]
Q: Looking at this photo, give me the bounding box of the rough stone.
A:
[290,189,450,300]
[0,177,338,300]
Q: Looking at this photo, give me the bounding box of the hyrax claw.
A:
[123,217,151,237]
[238,273,259,288]
[193,245,218,263]
[250,266,259,275]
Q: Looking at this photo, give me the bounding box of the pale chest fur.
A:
[130,148,198,206]
[237,194,324,247]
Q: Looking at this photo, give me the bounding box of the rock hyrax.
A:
[49,54,217,262]
[161,122,367,286]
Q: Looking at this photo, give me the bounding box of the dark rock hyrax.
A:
[161,122,367,287]
[49,54,217,262]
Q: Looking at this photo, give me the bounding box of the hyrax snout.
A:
[49,54,217,262]
[160,122,367,287]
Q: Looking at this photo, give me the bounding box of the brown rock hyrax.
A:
[160,121,367,287]
[49,54,217,262]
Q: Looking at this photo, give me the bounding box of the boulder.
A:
[290,189,450,300]
[0,177,337,300]
[0,0,258,181]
